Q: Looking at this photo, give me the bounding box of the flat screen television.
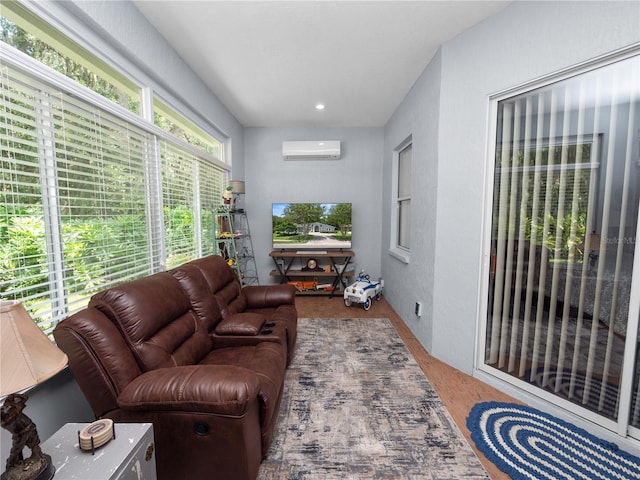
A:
[272,203,352,250]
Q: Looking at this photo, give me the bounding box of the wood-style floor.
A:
[294,295,516,480]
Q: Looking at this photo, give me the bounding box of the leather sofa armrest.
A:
[243,284,296,308]
[118,365,260,416]
[215,312,265,335]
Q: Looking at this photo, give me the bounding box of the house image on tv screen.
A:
[298,222,336,234]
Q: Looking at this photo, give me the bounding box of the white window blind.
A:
[161,140,196,269]
[198,159,223,258]
[1,60,152,330]
[1,50,229,332]
[161,140,224,269]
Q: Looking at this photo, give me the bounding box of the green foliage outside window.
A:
[0,16,139,112]
[1,10,226,326]
[493,143,592,263]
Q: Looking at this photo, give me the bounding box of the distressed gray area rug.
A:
[258,318,489,479]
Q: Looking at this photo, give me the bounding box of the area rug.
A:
[467,401,640,480]
[257,318,489,479]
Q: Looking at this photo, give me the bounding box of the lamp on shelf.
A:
[1,300,68,480]
[229,180,245,210]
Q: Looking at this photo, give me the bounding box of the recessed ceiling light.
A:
[315,103,325,110]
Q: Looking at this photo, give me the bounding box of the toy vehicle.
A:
[287,280,336,293]
[344,271,383,311]
[218,232,237,239]
[288,280,318,292]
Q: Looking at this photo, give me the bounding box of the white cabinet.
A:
[41,423,156,480]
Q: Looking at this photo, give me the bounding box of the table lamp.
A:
[229,180,245,209]
[1,300,68,480]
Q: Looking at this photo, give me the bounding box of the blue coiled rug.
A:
[467,401,640,480]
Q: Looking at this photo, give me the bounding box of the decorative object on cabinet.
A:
[302,258,322,271]
[0,300,68,480]
[269,250,355,296]
[78,419,115,452]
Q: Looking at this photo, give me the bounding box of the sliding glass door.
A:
[483,51,640,436]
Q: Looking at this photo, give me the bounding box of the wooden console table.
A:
[269,250,355,297]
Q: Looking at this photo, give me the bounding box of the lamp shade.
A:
[229,180,245,194]
[0,301,68,396]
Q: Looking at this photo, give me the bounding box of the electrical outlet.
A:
[415,301,423,317]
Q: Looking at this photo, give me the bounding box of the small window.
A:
[397,143,412,250]
[154,99,223,161]
[390,139,412,262]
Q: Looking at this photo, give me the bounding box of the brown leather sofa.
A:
[53,255,297,480]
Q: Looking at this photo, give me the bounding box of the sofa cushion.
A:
[89,272,212,371]
[117,364,260,416]
[176,255,247,317]
[53,307,142,418]
[243,285,296,308]
[201,342,286,454]
[169,262,223,333]
[215,312,265,336]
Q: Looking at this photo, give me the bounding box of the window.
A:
[397,143,412,250]
[1,3,140,113]
[161,140,224,268]
[154,99,223,160]
[482,51,640,437]
[0,54,153,331]
[0,8,229,332]
[391,139,412,260]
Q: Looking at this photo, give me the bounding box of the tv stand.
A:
[269,250,355,297]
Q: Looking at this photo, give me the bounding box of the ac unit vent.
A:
[282,141,341,160]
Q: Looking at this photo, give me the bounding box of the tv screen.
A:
[272,203,352,250]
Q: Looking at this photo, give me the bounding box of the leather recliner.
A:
[53,255,297,480]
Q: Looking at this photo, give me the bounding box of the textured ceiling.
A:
[133,1,510,127]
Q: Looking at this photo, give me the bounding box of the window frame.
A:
[389,136,412,263]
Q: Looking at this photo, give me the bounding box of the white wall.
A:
[244,128,384,284]
[381,50,442,353]
[384,0,640,376]
[434,0,639,373]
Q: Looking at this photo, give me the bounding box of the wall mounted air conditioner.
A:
[282,141,341,160]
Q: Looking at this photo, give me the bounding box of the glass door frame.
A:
[476,44,640,439]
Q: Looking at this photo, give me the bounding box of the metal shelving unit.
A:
[213,205,258,286]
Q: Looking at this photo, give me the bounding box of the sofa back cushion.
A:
[89,272,212,371]
[53,307,142,417]
[176,255,247,318]
[170,262,224,331]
